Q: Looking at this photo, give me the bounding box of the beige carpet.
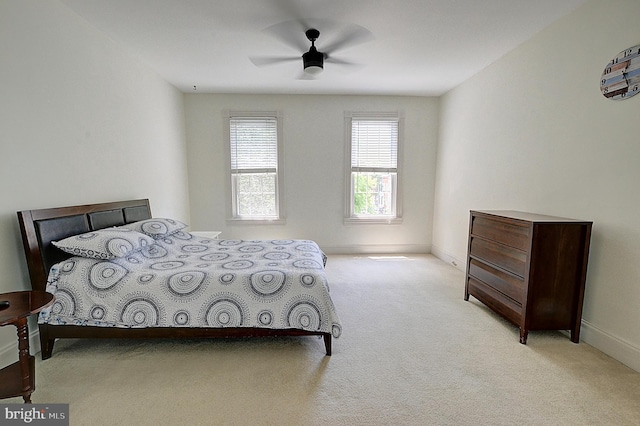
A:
[4,255,640,425]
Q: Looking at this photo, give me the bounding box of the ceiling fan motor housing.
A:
[303,46,324,71]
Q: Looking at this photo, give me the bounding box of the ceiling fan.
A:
[249,20,373,79]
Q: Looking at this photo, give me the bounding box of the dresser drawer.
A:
[468,259,524,304]
[467,277,522,325]
[471,216,530,251]
[469,237,527,277]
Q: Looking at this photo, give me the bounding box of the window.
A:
[226,112,283,222]
[346,112,402,223]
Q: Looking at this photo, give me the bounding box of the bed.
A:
[18,199,340,359]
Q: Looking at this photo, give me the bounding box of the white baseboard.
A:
[430,244,466,271]
[0,328,42,367]
[322,243,430,255]
[580,320,640,373]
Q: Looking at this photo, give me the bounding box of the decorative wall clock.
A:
[600,44,640,100]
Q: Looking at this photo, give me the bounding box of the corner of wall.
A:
[430,244,466,272]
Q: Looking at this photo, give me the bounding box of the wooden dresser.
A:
[465,210,592,344]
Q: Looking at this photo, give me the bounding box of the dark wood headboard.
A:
[17,199,151,292]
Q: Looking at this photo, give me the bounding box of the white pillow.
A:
[53,228,155,260]
[120,218,187,239]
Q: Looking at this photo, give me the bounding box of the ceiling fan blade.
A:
[321,23,373,55]
[262,18,341,53]
[262,20,309,53]
[325,56,358,66]
[263,0,312,29]
[325,57,364,74]
[249,56,300,67]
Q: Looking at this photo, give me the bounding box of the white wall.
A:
[432,0,640,371]
[184,94,438,254]
[0,0,190,362]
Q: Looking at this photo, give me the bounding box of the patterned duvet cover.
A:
[40,231,341,338]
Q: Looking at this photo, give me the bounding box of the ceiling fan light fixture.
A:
[304,64,323,75]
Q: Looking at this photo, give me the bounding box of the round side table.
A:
[0,290,54,403]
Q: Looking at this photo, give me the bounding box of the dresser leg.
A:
[519,329,528,345]
[570,328,580,343]
[15,318,32,403]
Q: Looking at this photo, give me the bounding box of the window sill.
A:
[344,217,402,225]
[190,231,221,239]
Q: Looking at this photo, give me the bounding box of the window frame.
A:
[224,111,285,224]
[344,111,403,224]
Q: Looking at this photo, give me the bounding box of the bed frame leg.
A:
[323,333,332,356]
[38,325,54,360]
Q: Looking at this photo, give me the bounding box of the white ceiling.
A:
[60,0,588,96]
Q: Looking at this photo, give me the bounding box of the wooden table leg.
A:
[15,318,32,403]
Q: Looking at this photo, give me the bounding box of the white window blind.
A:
[346,113,402,221]
[351,119,398,172]
[230,117,278,173]
[227,114,282,220]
